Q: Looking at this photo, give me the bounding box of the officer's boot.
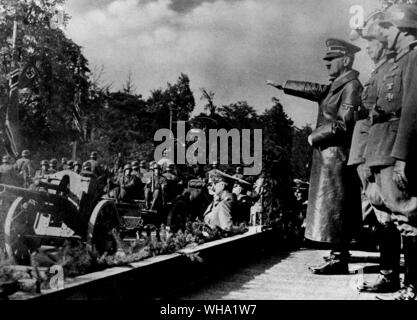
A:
[310,248,349,275]
[358,224,401,293]
[377,236,417,300]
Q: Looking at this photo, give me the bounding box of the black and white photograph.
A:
[1,0,417,307]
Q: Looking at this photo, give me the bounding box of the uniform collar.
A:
[330,69,359,92]
[395,40,417,62]
[373,51,395,73]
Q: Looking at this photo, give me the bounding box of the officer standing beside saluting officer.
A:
[360,3,417,300]
[267,38,363,275]
[348,10,402,294]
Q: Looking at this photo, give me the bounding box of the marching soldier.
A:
[14,149,34,188]
[267,38,363,274]
[349,10,402,294]
[363,4,417,299]
[0,155,21,186]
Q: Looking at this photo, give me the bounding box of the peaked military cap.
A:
[323,38,361,60]
[209,169,251,188]
[350,10,385,41]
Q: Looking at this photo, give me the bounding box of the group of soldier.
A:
[0,147,265,235]
[267,2,417,300]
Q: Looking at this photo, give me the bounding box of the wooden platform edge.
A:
[11,226,275,300]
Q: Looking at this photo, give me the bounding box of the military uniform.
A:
[15,152,34,188]
[349,10,402,293]
[204,191,234,231]
[0,160,21,186]
[363,4,417,299]
[283,67,362,245]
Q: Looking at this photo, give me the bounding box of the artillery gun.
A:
[0,170,156,265]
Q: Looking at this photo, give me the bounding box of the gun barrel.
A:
[0,184,63,203]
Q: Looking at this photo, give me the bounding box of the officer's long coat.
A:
[284,70,362,244]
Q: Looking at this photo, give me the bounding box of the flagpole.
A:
[5,19,21,157]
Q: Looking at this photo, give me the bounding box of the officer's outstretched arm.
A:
[281,80,329,102]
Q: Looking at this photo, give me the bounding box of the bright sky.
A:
[64,0,380,127]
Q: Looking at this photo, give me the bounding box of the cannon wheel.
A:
[87,200,121,256]
[4,197,38,265]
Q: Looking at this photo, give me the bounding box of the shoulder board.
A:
[396,41,417,61]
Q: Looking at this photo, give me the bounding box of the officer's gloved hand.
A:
[393,160,408,191]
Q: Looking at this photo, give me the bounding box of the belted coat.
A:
[283,70,363,244]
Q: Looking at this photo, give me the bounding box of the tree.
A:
[0,0,90,161]
[259,98,295,216]
[291,125,313,181]
[200,88,216,116]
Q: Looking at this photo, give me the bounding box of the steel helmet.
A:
[151,163,160,170]
[83,161,92,170]
[21,150,30,157]
[123,164,132,171]
[357,10,386,41]
[379,4,417,30]
[50,158,58,166]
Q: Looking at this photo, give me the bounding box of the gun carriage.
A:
[0,170,159,265]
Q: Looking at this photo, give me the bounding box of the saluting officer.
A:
[267,38,363,274]
[363,4,417,300]
[349,10,402,294]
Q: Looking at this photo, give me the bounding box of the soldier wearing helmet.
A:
[144,162,167,211]
[113,164,140,202]
[66,159,74,171]
[14,149,34,188]
[60,157,68,171]
[33,160,52,181]
[49,158,58,173]
[360,3,417,300]
[348,10,402,294]
[80,161,95,178]
[131,160,140,177]
[73,160,82,174]
[157,148,174,173]
[0,155,21,186]
[84,151,101,177]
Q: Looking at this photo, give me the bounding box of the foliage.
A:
[0,0,90,161]
[291,125,313,181]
